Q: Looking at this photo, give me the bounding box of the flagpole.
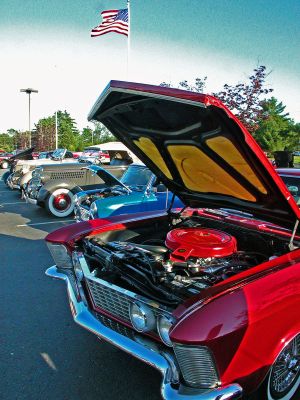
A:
[127,0,130,79]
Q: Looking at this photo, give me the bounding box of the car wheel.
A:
[1,160,9,169]
[46,188,75,218]
[252,335,300,400]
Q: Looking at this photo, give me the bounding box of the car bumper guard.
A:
[46,265,243,400]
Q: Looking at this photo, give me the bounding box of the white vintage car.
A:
[6,148,76,190]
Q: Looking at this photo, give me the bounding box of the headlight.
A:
[89,201,98,219]
[46,242,73,269]
[129,302,156,332]
[157,314,175,347]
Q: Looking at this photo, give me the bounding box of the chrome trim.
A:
[173,344,220,388]
[75,252,171,322]
[25,196,37,205]
[46,265,243,400]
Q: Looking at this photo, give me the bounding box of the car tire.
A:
[250,335,300,400]
[45,188,75,218]
[1,160,9,169]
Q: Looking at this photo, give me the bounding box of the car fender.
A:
[37,181,83,203]
[170,250,300,394]
[94,192,146,218]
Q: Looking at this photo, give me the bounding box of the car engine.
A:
[82,220,271,307]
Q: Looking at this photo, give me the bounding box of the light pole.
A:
[20,88,38,148]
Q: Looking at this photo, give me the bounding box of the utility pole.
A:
[20,88,38,148]
[55,111,58,149]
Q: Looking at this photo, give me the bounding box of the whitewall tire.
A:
[46,188,75,218]
[1,161,9,169]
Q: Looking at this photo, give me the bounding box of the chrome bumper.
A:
[46,265,243,400]
[7,179,20,190]
[25,196,37,205]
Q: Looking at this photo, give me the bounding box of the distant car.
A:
[0,152,14,169]
[293,151,300,156]
[6,148,76,190]
[74,163,183,221]
[79,148,110,164]
[38,151,54,159]
[72,151,82,159]
[277,168,300,205]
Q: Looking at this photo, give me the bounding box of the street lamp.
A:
[20,88,38,148]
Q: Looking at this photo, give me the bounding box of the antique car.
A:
[45,81,300,400]
[24,161,130,217]
[0,151,13,169]
[74,163,183,221]
[38,150,54,159]
[6,148,76,190]
[1,147,35,183]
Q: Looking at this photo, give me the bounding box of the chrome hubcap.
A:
[270,336,300,396]
[53,194,71,211]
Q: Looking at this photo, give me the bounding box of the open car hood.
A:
[11,147,34,161]
[88,165,129,191]
[88,81,300,230]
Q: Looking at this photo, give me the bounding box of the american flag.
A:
[91,9,129,37]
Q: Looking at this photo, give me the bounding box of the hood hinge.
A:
[289,220,299,251]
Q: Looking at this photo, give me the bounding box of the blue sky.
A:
[0,0,299,132]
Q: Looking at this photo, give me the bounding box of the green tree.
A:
[33,116,56,151]
[254,97,297,151]
[57,111,79,150]
[0,132,14,151]
[92,122,115,144]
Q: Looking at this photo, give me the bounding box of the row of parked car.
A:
[4,145,299,221]
[3,143,184,219]
[3,81,300,400]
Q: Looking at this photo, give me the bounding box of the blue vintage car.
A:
[74,163,183,221]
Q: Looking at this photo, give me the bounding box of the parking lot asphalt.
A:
[0,169,161,400]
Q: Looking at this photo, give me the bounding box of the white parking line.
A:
[0,202,24,206]
[17,219,74,227]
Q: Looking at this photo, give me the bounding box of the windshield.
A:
[120,165,153,188]
[51,149,65,159]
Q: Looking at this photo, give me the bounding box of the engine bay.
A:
[81,212,292,308]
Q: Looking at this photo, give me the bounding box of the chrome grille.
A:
[173,344,219,388]
[86,278,131,322]
[50,171,85,180]
[94,313,135,339]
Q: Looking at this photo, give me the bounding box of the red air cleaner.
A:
[166,228,237,262]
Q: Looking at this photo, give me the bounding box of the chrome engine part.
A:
[82,226,263,306]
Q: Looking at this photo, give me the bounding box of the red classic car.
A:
[45,81,300,400]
